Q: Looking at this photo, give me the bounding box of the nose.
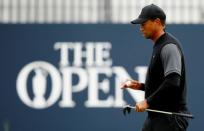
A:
[140,26,144,32]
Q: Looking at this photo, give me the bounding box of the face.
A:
[140,19,157,39]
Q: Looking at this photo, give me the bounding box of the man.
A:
[121,4,189,131]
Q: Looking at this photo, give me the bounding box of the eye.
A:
[141,23,145,26]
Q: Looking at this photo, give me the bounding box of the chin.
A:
[142,33,150,39]
[144,35,151,39]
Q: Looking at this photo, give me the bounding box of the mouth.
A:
[141,32,146,37]
[140,30,145,34]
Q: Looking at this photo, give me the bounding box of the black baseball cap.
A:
[131,4,166,24]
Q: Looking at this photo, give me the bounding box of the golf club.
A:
[123,105,194,119]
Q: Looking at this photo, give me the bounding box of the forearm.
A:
[146,73,181,107]
[140,83,145,91]
[129,83,145,90]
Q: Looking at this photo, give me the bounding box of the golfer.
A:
[121,4,189,131]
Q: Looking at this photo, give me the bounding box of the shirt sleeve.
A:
[161,44,182,77]
[146,73,181,107]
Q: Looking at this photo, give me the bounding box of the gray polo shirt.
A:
[161,44,182,77]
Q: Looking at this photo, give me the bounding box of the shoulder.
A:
[161,43,182,76]
[161,44,181,57]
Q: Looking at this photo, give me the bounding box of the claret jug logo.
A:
[17,61,61,109]
[16,42,147,109]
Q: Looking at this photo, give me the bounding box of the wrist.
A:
[138,83,145,90]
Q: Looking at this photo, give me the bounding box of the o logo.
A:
[16,61,61,109]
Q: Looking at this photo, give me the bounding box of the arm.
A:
[146,73,181,106]
[146,44,182,106]
[120,79,145,91]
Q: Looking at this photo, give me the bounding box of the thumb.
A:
[135,104,139,112]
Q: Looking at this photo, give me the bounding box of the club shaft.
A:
[127,105,194,118]
[146,109,172,115]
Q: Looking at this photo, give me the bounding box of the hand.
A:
[135,100,149,112]
[120,79,142,90]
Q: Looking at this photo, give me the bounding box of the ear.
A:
[155,18,161,25]
[163,25,166,30]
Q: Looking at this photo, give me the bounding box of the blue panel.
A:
[0,24,202,131]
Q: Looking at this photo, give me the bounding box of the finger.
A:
[131,80,139,85]
[141,108,145,112]
[137,104,144,112]
[120,80,132,88]
[139,107,144,112]
[135,104,139,112]
[120,82,126,87]
[120,83,127,89]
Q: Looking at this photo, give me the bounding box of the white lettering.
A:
[135,66,147,83]
[95,42,112,66]
[16,42,148,109]
[85,67,114,107]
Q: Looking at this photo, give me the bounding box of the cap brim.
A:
[130,18,148,24]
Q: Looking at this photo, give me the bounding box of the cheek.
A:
[146,24,154,33]
[144,26,151,33]
[142,25,149,31]
[151,23,157,31]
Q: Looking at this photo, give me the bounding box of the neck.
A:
[152,29,165,43]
